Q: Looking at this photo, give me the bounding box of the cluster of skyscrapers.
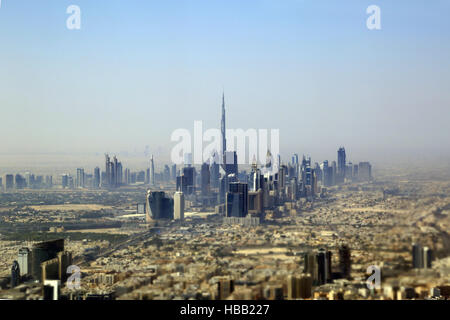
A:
[10,239,72,299]
[143,94,373,227]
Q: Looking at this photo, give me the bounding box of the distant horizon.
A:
[0,146,449,177]
[1,1,450,169]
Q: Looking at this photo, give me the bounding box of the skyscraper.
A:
[412,243,433,269]
[150,155,155,186]
[76,168,85,188]
[304,253,318,285]
[221,92,226,164]
[146,190,174,221]
[171,164,177,182]
[339,245,351,279]
[18,248,31,277]
[105,154,111,187]
[226,182,248,217]
[317,248,332,285]
[337,147,346,183]
[210,152,220,189]
[94,167,100,188]
[11,261,20,288]
[224,151,238,176]
[412,243,423,269]
[5,174,14,189]
[200,162,211,196]
[182,166,195,195]
[174,192,185,221]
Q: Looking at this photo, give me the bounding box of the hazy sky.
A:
[0,0,449,168]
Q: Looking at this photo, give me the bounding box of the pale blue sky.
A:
[0,0,449,165]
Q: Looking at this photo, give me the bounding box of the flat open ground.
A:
[28,204,112,211]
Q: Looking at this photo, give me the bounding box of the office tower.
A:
[182,166,195,194]
[11,261,20,288]
[278,165,286,193]
[300,156,313,197]
[337,147,346,183]
[250,160,262,191]
[61,174,69,189]
[248,189,263,215]
[277,154,281,172]
[287,274,312,300]
[210,154,220,189]
[423,246,433,269]
[304,253,318,285]
[412,244,433,269]
[145,168,150,184]
[174,192,185,221]
[68,176,74,189]
[94,167,100,188]
[326,250,332,282]
[31,239,65,281]
[314,162,322,183]
[18,247,31,277]
[226,182,248,217]
[45,175,53,188]
[218,174,228,205]
[171,164,177,182]
[76,168,85,188]
[353,164,359,180]
[176,175,187,193]
[200,162,210,196]
[112,156,118,186]
[124,168,130,185]
[290,177,298,201]
[339,245,351,279]
[105,154,111,187]
[145,190,174,222]
[331,161,337,186]
[117,161,123,185]
[212,276,234,300]
[220,92,227,166]
[412,243,423,268]
[321,161,331,187]
[358,162,372,182]
[57,251,73,282]
[150,155,155,185]
[317,248,332,285]
[5,174,14,189]
[15,174,26,189]
[292,154,299,178]
[163,165,170,182]
[224,151,238,176]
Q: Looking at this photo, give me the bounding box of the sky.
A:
[0,0,449,169]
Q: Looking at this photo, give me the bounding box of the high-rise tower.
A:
[150,155,155,186]
[221,92,226,165]
[337,147,346,182]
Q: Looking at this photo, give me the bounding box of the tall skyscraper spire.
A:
[221,92,226,157]
[150,155,155,186]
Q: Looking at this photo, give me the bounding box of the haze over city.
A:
[1,0,450,170]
